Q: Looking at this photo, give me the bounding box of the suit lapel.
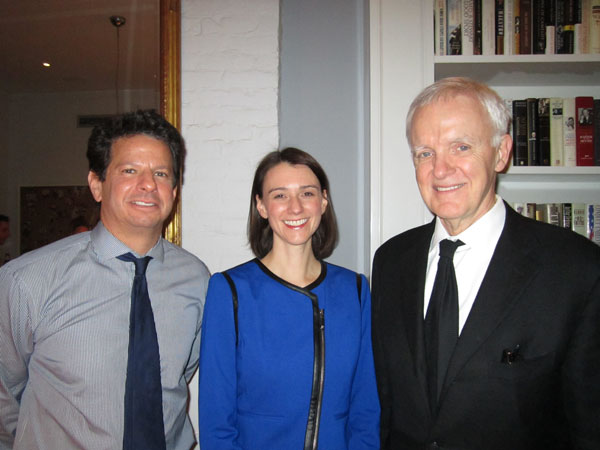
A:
[398,222,434,401]
[440,206,542,400]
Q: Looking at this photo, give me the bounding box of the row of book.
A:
[512,202,600,243]
[510,96,599,166]
[436,0,600,56]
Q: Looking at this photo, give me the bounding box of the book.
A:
[526,203,537,218]
[512,99,529,165]
[527,97,539,165]
[496,0,506,53]
[594,99,600,165]
[483,0,496,54]
[572,203,588,236]
[474,0,483,54]
[505,0,515,54]
[545,0,556,54]
[556,0,576,53]
[591,0,600,53]
[436,0,447,56]
[537,98,551,165]
[575,96,595,166]
[550,97,564,166]
[536,203,562,226]
[463,0,475,55]
[563,97,577,166]
[447,0,463,55]
[561,203,573,228]
[575,0,591,53]
[532,0,547,53]
[514,0,521,53]
[520,0,532,53]
[588,204,600,245]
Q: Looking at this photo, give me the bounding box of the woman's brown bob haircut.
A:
[248,147,339,260]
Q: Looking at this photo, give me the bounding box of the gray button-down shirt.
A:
[0,222,209,449]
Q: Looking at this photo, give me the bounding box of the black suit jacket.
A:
[372,205,600,450]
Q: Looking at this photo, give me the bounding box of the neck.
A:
[261,242,322,288]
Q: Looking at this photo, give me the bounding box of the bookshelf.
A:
[369,0,599,258]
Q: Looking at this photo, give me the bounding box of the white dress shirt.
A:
[424,196,506,334]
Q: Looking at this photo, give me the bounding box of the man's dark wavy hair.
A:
[86,109,185,186]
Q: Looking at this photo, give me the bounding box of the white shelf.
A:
[500,166,600,183]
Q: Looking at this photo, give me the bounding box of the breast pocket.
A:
[488,351,557,380]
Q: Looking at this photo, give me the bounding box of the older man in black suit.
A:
[371,77,600,450]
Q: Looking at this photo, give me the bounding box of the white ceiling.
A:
[0,0,159,94]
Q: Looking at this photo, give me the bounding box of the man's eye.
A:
[457,145,470,151]
[155,171,168,177]
[123,168,136,174]
[415,151,432,159]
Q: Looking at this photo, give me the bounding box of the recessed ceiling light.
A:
[42,62,51,68]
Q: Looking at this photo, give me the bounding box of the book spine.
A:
[513,99,529,165]
[527,97,539,165]
[463,0,475,55]
[447,0,463,54]
[594,99,600,165]
[575,0,591,53]
[496,0,506,53]
[532,0,547,53]
[572,203,588,236]
[505,0,515,54]
[537,98,551,165]
[515,0,522,53]
[520,0,533,53]
[575,96,595,166]
[545,0,556,53]
[550,97,564,166]
[483,0,497,54]
[436,0,447,55]
[474,0,483,54]
[556,0,569,53]
[563,97,577,166]
[562,203,573,228]
[589,204,600,245]
[591,0,600,53]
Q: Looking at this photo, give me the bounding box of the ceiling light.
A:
[42,62,51,68]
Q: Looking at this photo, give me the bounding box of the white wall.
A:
[180,0,280,438]
[279,0,370,274]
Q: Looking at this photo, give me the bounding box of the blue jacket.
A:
[198,259,380,449]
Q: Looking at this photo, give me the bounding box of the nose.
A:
[138,169,157,191]
[288,194,303,214]
[432,152,454,179]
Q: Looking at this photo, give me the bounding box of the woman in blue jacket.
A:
[198,147,380,449]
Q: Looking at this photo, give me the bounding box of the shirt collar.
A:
[430,195,506,253]
[90,221,165,263]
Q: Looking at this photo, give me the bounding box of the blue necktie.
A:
[118,253,166,450]
[424,239,464,412]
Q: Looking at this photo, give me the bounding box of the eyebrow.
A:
[267,184,320,194]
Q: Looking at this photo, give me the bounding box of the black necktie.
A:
[118,253,166,450]
[424,239,464,412]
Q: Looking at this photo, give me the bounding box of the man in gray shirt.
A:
[0,110,210,449]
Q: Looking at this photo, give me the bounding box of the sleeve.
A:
[0,267,33,449]
[563,274,600,449]
[183,263,210,383]
[370,252,392,448]
[348,273,381,450]
[197,273,242,450]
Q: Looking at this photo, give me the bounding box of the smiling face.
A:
[88,134,177,252]
[411,95,511,235]
[256,162,328,253]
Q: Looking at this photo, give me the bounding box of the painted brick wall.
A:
[181,0,280,274]
[180,0,280,439]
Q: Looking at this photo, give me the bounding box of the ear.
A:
[171,185,178,201]
[256,194,268,219]
[494,134,512,173]
[88,171,103,202]
[321,189,329,214]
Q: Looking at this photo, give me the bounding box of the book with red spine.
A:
[575,96,595,166]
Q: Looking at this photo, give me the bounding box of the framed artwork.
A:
[20,186,99,254]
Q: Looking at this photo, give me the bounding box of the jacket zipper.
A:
[303,295,325,450]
